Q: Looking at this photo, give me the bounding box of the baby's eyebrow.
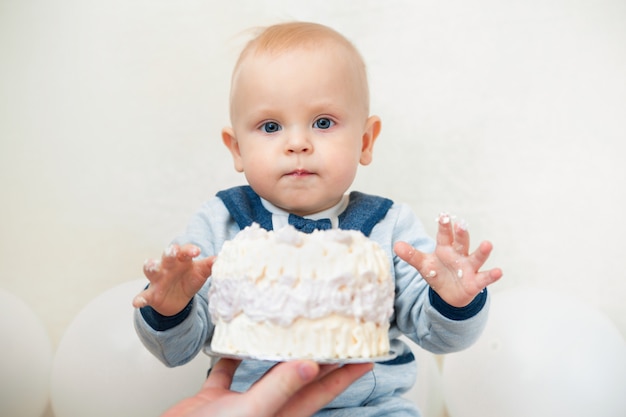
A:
[309,99,340,110]
[247,106,279,119]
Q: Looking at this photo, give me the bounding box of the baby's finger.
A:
[453,220,470,255]
[195,256,217,279]
[160,244,185,270]
[143,258,162,279]
[394,242,440,285]
[436,213,455,247]
[474,268,504,289]
[132,288,151,308]
[468,240,494,271]
[394,241,427,271]
[178,244,201,262]
[164,244,179,258]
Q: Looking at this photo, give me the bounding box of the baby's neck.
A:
[260,195,349,230]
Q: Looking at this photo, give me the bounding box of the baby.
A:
[133,22,502,416]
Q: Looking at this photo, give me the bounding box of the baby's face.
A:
[223,46,379,216]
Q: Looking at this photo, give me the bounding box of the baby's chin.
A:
[253,185,347,216]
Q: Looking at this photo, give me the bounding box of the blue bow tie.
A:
[288,214,332,233]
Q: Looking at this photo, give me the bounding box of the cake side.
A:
[211,314,389,360]
[208,223,394,359]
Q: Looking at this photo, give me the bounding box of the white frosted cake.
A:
[208,223,394,360]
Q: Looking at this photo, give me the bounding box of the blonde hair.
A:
[229,22,370,114]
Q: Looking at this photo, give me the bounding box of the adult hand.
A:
[162,358,373,417]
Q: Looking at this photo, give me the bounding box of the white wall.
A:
[1,0,625,415]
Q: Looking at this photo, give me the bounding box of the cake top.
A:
[209,223,394,326]
[233,222,363,247]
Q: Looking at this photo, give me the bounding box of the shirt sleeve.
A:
[132,197,238,367]
[376,203,490,354]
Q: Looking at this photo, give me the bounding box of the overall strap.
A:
[338,191,394,236]
[216,186,274,231]
[217,186,394,236]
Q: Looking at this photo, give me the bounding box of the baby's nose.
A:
[286,132,312,153]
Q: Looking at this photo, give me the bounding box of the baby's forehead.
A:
[234,45,366,93]
[228,24,371,116]
[240,40,359,69]
[232,45,367,100]
[231,22,367,82]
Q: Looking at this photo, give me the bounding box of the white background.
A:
[1,1,625,416]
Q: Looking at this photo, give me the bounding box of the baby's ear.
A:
[221,127,244,172]
[360,116,381,166]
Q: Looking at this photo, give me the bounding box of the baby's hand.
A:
[132,244,216,316]
[394,213,503,308]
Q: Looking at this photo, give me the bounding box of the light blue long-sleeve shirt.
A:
[134,189,489,416]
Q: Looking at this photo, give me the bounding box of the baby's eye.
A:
[313,118,334,130]
[261,121,281,133]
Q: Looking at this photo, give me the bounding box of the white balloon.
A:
[442,287,626,417]
[0,288,53,417]
[51,279,211,417]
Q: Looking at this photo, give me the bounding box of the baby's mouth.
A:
[286,169,313,177]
